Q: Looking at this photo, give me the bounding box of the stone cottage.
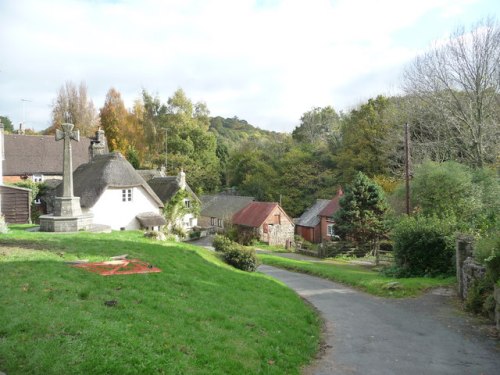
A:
[232,202,294,246]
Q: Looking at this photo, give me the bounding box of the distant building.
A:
[2,129,108,183]
[199,194,255,231]
[147,170,200,232]
[295,189,343,243]
[232,202,294,246]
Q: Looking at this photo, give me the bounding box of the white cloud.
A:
[0,0,495,132]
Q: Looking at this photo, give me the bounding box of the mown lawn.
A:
[259,254,455,298]
[0,227,320,375]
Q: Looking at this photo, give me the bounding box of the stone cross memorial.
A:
[39,123,93,232]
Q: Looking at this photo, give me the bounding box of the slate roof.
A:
[200,194,254,219]
[295,199,331,228]
[319,189,344,217]
[147,176,200,204]
[137,169,164,182]
[232,202,293,228]
[61,152,163,209]
[3,134,95,176]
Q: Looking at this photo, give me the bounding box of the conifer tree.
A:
[333,172,389,259]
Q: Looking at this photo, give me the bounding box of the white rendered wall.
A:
[85,186,161,230]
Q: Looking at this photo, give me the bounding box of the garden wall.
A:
[456,235,500,329]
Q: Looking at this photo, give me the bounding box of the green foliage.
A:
[392,215,456,277]
[333,172,389,250]
[162,189,200,235]
[474,230,500,282]
[125,145,140,169]
[333,96,402,184]
[0,115,14,133]
[213,234,234,252]
[465,277,495,317]
[222,244,258,272]
[292,106,340,145]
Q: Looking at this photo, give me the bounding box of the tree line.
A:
[2,18,498,219]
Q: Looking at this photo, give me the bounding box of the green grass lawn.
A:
[251,242,290,253]
[259,254,455,298]
[0,227,320,375]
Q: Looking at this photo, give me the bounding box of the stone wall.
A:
[456,235,500,329]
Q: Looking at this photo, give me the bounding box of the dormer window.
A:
[184,199,191,209]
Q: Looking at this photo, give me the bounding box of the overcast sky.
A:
[0,0,498,133]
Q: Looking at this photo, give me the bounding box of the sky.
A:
[0,0,498,133]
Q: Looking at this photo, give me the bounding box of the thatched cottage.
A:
[52,152,165,230]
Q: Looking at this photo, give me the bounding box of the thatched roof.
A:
[295,199,331,228]
[200,194,254,219]
[147,176,199,204]
[136,212,167,227]
[3,133,101,176]
[137,169,164,182]
[61,152,163,209]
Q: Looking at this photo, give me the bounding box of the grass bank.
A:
[0,227,320,374]
[259,254,455,298]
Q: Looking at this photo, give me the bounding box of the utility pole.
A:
[404,122,411,215]
[21,98,32,128]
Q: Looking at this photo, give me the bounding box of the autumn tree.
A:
[99,88,130,154]
[46,81,98,136]
[403,17,500,168]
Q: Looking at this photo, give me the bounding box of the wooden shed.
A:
[0,185,31,224]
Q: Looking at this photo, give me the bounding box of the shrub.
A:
[213,234,234,252]
[465,277,494,316]
[392,215,455,277]
[222,244,258,272]
[474,231,500,282]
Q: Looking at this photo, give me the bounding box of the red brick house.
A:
[232,202,294,246]
[295,189,343,243]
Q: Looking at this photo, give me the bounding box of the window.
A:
[327,224,335,236]
[34,198,42,205]
[210,217,216,226]
[32,174,43,182]
[217,219,223,228]
[122,189,132,202]
[184,199,191,208]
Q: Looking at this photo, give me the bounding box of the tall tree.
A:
[99,88,130,154]
[46,81,98,136]
[334,96,402,184]
[333,172,389,255]
[403,17,500,167]
[292,106,340,145]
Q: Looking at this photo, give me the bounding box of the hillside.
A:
[209,116,287,149]
[0,228,320,374]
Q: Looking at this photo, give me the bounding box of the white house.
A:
[57,152,165,231]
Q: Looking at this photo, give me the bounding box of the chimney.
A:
[89,127,107,160]
[177,168,186,190]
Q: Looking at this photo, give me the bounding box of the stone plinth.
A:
[53,196,83,217]
[39,212,93,232]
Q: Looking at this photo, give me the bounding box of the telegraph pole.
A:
[404,122,411,215]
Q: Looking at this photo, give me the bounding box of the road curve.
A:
[259,265,500,375]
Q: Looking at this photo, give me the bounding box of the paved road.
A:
[259,265,500,375]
